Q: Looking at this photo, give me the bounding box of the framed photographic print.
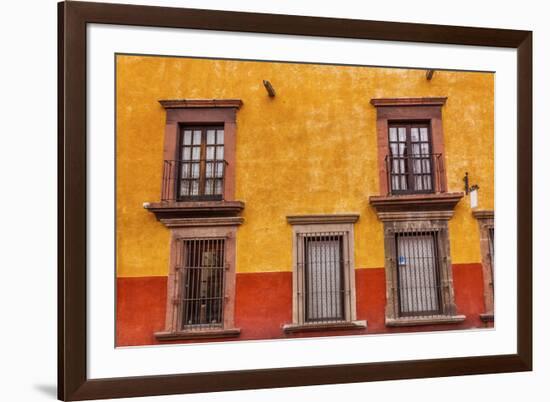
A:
[58,1,532,400]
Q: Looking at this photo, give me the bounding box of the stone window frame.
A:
[473,210,495,322]
[381,214,465,327]
[283,214,367,333]
[158,99,242,202]
[155,218,243,340]
[370,97,448,196]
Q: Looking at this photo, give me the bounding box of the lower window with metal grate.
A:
[180,238,226,330]
[297,232,351,324]
[394,230,444,317]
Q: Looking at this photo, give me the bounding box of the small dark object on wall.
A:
[263,80,276,97]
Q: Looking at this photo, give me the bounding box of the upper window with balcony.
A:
[387,123,443,194]
[150,99,242,208]
[370,97,449,197]
[163,126,226,201]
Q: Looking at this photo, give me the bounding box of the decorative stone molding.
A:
[155,328,241,341]
[473,210,494,220]
[286,214,360,225]
[145,201,245,223]
[369,193,463,219]
[386,315,465,327]
[374,210,455,222]
[158,99,243,109]
[370,97,447,107]
[282,320,367,334]
[159,216,244,228]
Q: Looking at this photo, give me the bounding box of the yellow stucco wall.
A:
[116,55,494,278]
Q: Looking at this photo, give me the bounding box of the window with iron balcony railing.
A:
[161,126,228,202]
[385,123,446,196]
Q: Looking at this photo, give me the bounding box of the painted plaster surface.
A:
[116,55,494,277]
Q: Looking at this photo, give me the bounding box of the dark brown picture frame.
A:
[58,1,532,400]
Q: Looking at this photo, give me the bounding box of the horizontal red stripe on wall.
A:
[116,264,491,347]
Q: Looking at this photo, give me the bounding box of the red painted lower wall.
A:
[116,263,491,347]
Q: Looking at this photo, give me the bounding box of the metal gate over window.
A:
[178,238,226,330]
[296,232,351,324]
[393,230,446,317]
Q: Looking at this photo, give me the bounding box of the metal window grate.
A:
[178,238,226,330]
[296,232,351,324]
[393,230,448,318]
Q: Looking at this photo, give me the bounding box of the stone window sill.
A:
[480,313,495,323]
[155,328,241,341]
[386,315,465,327]
[282,320,367,334]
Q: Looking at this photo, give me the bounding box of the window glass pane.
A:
[190,180,199,195]
[183,130,192,145]
[182,147,191,161]
[214,179,223,194]
[398,127,406,141]
[422,158,431,173]
[216,146,224,160]
[421,143,430,155]
[206,130,216,144]
[191,163,200,178]
[423,175,433,190]
[413,157,422,174]
[400,175,407,190]
[389,127,397,142]
[180,163,190,179]
[420,127,429,141]
[217,130,224,144]
[415,175,423,190]
[193,130,201,144]
[398,143,406,156]
[205,162,213,178]
[206,146,215,160]
[192,147,200,160]
[411,127,419,142]
[412,144,420,156]
[180,180,190,196]
[216,162,224,177]
[204,179,213,195]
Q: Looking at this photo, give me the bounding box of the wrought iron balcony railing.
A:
[161,159,228,202]
[384,153,446,196]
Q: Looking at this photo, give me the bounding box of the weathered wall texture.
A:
[116,55,494,278]
[115,55,494,345]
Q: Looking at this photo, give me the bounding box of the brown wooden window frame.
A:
[387,122,436,195]
[176,125,226,201]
